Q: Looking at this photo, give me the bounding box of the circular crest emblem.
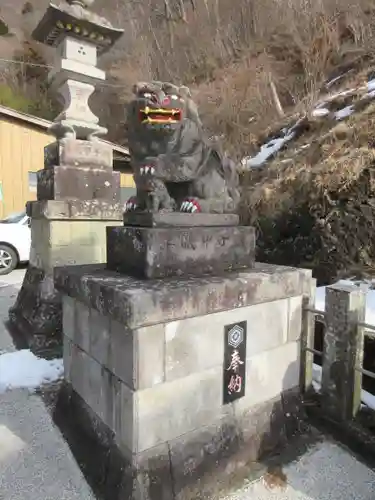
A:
[228,324,244,348]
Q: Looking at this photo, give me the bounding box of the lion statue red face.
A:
[132,83,184,129]
[127,81,201,135]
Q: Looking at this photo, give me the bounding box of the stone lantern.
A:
[9,0,124,356]
[32,0,123,140]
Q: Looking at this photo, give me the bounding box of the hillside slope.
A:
[240,64,375,285]
[2,0,375,151]
[3,1,375,284]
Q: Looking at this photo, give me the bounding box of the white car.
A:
[0,211,31,275]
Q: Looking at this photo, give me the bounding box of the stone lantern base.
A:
[8,138,124,357]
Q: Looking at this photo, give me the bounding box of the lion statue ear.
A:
[179,86,203,129]
[162,82,180,94]
[150,80,163,89]
[179,86,192,99]
[133,82,148,95]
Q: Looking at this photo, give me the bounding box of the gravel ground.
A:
[224,441,375,500]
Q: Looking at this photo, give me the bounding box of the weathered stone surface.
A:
[169,413,239,496]
[281,386,309,439]
[107,224,255,279]
[123,212,239,227]
[233,341,300,413]
[56,384,175,500]
[8,265,62,357]
[322,284,366,420]
[29,219,116,271]
[68,341,120,434]
[235,394,287,459]
[66,342,228,454]
[63,335,73,383]
[288,295,303,342]
[27,199,123,220]
[37,165,121,202]
[165,299,289,381]
[136,366,228,452]
[65,341,299,457]
[75,300,91,353]
[54,262,313,329]
[10,209,122,355]
[55,382,305,500]
[44,138,114,169]
[62,295,75,340]
[64,296,165,389]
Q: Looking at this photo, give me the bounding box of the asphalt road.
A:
[0,268,95,500]
[0,268,26,289]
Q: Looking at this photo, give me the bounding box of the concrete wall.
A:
[63,293,303,458]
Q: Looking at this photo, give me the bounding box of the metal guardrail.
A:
[358,321,375,339]
[356,322,375,379]
[303,306,324,358]
[304,305,375,390]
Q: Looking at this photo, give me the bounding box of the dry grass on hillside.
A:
[239,88,375,284]
[3,0,375,148]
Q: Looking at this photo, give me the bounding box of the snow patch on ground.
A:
[335,105,354,120]
[312,107,330,117]
[0,350,63,393]
[242,118,307,168]
[242,129,296,167]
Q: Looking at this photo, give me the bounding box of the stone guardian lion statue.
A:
[125,81,240,214]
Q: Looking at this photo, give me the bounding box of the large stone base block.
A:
[55,262,314,498]
[37,166,121,201]
[8,200,123,357]
[107,214,255,279]
[44,138,114,169]
[56,382,305,500]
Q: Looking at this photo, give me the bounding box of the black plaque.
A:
[223,321,247,404]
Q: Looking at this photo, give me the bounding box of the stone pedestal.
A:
[54,260,314,499]
[9,139,123,357]
[107,213,255,279]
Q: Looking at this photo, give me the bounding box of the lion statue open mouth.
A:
[125,80,240,215]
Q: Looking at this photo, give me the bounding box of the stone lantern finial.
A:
[32,1,123,140]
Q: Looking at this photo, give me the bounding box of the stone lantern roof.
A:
[32,1,123,55]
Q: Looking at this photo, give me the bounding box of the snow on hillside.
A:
[241,77,375,169]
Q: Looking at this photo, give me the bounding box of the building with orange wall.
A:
[0,104,135,218]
